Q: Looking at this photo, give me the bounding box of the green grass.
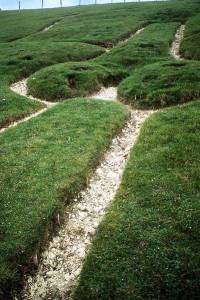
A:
[27,61,126,101]
[0,1,200,297]
[180,13,200,60]
[118,60,200,109]
[74,100,200,300]
[0,41,104,80]
[0,99,128,295]
[0,41,104,127]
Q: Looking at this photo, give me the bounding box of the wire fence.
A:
[15,0,163,12]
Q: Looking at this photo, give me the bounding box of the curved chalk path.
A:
[170,25,185,60]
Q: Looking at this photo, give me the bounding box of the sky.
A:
[0,0,152,10]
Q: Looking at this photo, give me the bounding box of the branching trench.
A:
[4,24,185,299]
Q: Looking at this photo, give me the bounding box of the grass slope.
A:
[22,1,200,45]
[0,99,128,295]
[0,0,200,123]
[180,13,200,60]
[118,60,200,109]
[74,100,200,300]
[97,22,179,69]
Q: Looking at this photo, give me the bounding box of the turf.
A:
[0,98,128,295]
[180,13,200,60]
[27,61,126,101]
[74,100,200,300]
[118,60,200,109]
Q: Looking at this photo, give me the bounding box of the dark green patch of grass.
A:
[27,61,126,101]
[180,13,200,60]
[74,100,200,300]
[118,60,200,109]
[97,22,179,69]
[0,99,128,295]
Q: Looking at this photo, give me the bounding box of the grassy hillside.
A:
[74,100,200,300]
[0,0,200,297]
[19,1,199,45]
[0,0,199,127]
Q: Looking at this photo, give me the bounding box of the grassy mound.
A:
[118,60,200,109]
[180,13,200,60]
[0,99,128,296]
[27,62,126,101]
[74,100,200,299]
[0,41,104,127]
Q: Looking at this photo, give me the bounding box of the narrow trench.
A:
[170,24,185,60]
[22,107,153,300]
